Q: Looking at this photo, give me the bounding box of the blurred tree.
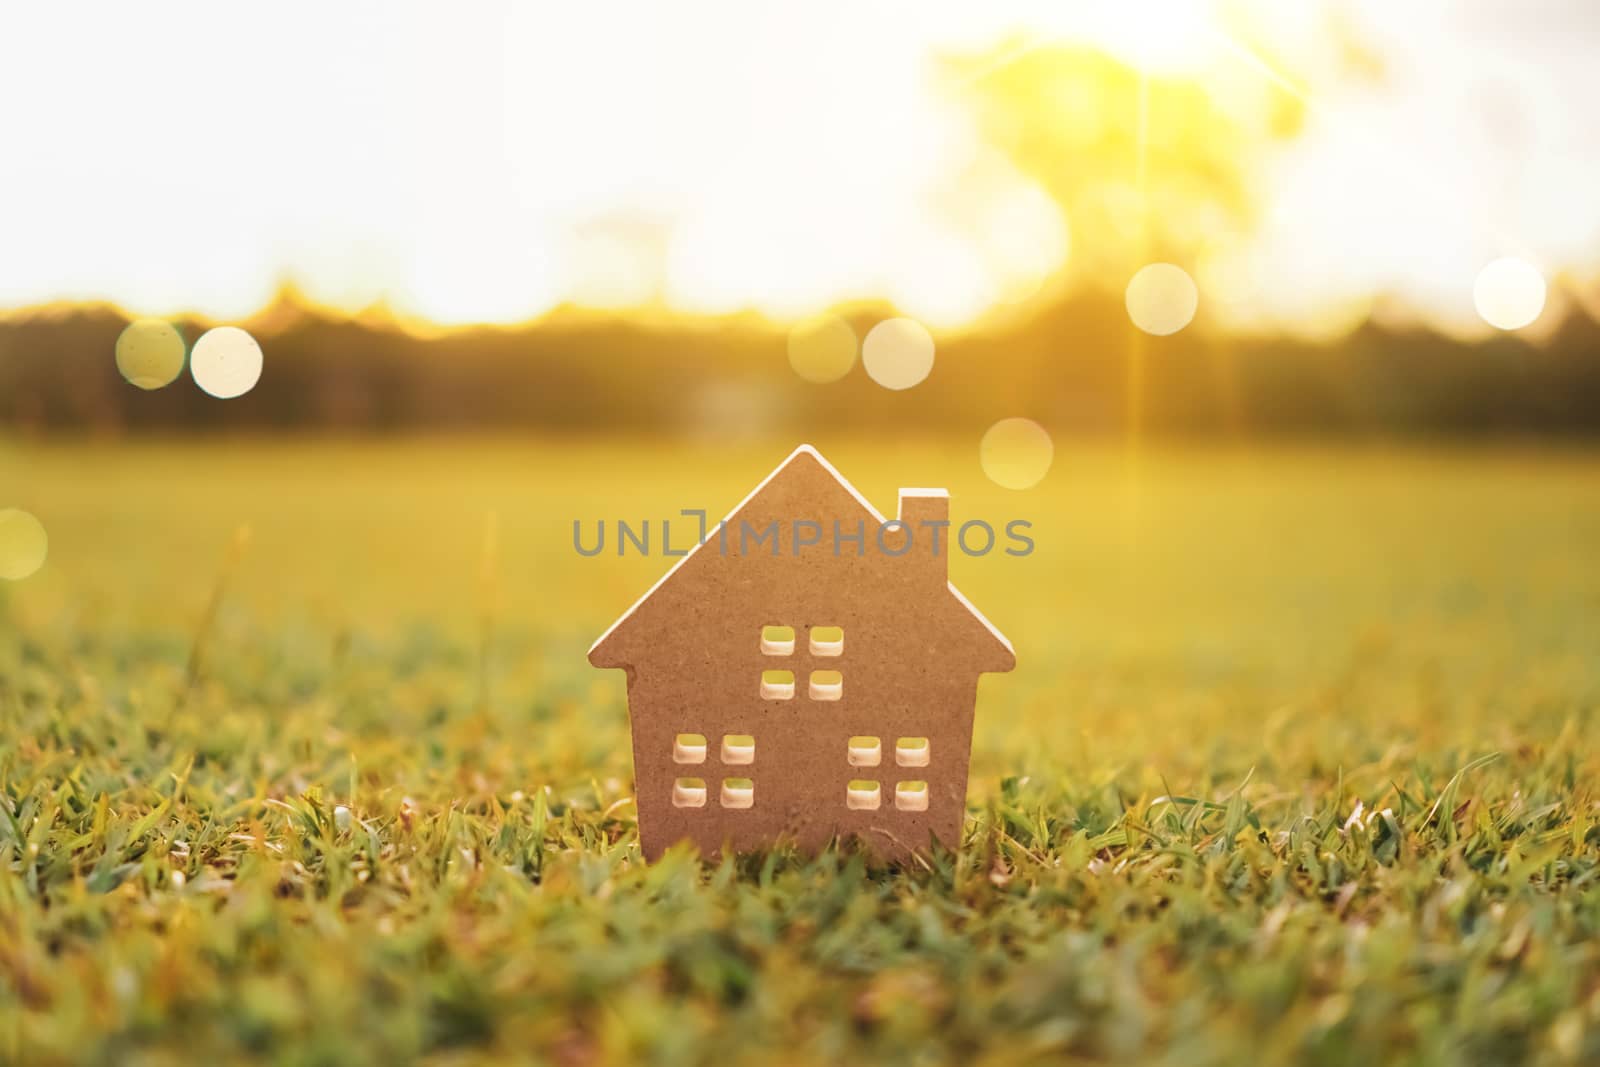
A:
[956,45,1303,287]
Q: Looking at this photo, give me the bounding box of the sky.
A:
[1,0,1596,339]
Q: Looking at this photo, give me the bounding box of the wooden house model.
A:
[589,444,1014,859]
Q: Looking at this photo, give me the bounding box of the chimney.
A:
[897,488,950,580]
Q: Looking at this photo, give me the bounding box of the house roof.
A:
[588,444,1015,671]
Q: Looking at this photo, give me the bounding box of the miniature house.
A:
[589,444,1014,860]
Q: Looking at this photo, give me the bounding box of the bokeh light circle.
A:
[1125,263,1199,336]
[190,326,263,399]
[0,509,48,581]
[1473,257,1546,330]
[115,319,186,390]
[980,418,1054,490]
[787,314,857,384]
[861,318,935,390]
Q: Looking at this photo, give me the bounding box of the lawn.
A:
[1,437,1597,1065]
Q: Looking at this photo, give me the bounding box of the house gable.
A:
[588,444,1014,676]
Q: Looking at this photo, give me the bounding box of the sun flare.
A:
[0,1,1593,342]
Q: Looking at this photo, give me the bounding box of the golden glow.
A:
[190,327,263,399]
[1079,0,1223,72]
[862,319,936,391]
[0,3,1594,338]
[1474,258,1546,331]
[0,510,49,581]
[980,418,1055,490]
[115,320,186,390]
[787,316,858,384]
[1126,263,1199,335]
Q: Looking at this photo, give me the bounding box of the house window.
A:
[721,734,755,764]
[760,670,795,700]
[809,670,843,701]
[672,778,707,808]
[760,625,795,655]
[673,733,707,764]
[847,736,881,767]
[894,737,930,767]
[764,623,842,656]
[720,777,755,808]
[846,780,881,810]
[895,781,929,812]
[809,626,844,656]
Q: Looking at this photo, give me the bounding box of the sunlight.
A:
[190,327,264,400]
[862,318,937,391]
[980,418,1055,490]
[1126,263,1199,335]
[1474,257,1547,331]
[1082,0,1221,72]
[787,315,858,384]
[115,320,187,391]
[0,510,49,581]
[0,2,1594,340]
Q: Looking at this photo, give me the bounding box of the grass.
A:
[1,436,1597,1065]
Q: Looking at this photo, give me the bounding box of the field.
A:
[1,437,1597,1065]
